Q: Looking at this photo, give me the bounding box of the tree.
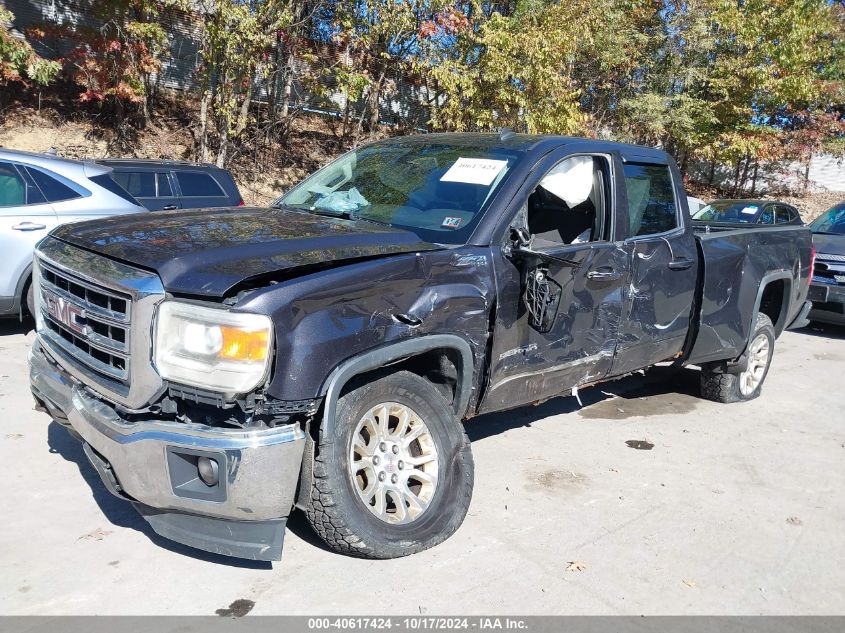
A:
[427,0,593,134]
[194,0,297,165]
[0,7,59,90]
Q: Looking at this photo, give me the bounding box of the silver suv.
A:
[0,149,145,318]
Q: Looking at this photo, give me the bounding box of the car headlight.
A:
[154,301,273,394]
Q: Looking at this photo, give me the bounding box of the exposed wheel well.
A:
[339,347,464,414]
[758,279,787,336]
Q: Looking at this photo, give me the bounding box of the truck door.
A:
[610,157,699,375]
[480,152,629,413]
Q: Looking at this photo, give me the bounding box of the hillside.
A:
[0,102,840,220]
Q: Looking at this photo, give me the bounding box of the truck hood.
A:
[51,206,439,297]
[812,232,845,257]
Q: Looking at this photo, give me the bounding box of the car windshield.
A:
[276,138,524,244]
[810,203,845,235]
[692,201,763,223]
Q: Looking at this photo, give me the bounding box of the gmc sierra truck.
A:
[29,133,813,562]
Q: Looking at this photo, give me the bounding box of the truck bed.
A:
[686,224,812,365]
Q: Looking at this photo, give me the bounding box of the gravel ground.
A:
[0,319,843,616]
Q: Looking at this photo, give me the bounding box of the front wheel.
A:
[700,312,775,403]
[304,370,474,559]
[25,282,35,318]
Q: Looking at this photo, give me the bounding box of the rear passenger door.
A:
[611,158,699,375]
[174,170,230,209]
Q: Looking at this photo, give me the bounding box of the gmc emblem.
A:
[44,290,86,335]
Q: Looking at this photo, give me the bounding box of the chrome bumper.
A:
[30,339,306,561]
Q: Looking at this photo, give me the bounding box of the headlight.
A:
[154,301,273,394]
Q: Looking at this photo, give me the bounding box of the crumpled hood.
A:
[51,206,439,297]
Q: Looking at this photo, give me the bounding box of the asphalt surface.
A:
[1,319,843,615]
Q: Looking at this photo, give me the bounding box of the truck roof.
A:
[391,132,671,162]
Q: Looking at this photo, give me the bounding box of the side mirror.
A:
[507,226,581,268]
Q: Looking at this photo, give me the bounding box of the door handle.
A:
[161,204,178,210]
[668,257,694,270]
[12,222,47,231]
[587,268,621,282]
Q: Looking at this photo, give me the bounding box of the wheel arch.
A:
[751,271,792,340]
[318,334,475,436]
[13,262,33,317]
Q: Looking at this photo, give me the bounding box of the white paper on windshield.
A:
[440,157,508,186]
[741,205,759,214]
[538,156,594,207]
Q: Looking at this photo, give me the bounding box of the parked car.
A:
[97,159,243,211]
[30,134,812,563]
[0,148,145,319]
[687,195,707,214]
[807,201,845,325]
[693,199,803,226]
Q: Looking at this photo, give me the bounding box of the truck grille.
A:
[39,262,132,382]
[814,253,845,286]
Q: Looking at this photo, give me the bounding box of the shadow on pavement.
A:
[40,359,706,563]
[0,317,33,336]
[796,322,845,340]
[46,421,272,569]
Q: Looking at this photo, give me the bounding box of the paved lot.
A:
[0,319,843,616]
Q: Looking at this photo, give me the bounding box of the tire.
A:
[25,282,35,318]
[304,370,474,559]
[700,312,775,403]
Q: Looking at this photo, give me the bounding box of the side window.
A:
[526,155,609,246]
[0,162,27,207]
[157,173,173,196]
[759,206,774,224]
[25,167,82,203]
[623,163,678,237]
[176,171,225,197]
[111,171,156,198]
[789,207,801,223]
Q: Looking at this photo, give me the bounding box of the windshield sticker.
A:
[441,216,463,228]
[440,157,508,186]
[741,205,759,214]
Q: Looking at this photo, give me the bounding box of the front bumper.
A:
[29,339,306,561]
[808,283,845,326]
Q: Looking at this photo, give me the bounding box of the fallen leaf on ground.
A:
[77,528,113,542]
[786,516,802,526]
[566,561,587,572]
[5,434,23,440]
[682,579,697,588]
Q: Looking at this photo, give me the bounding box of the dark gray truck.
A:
[29,134,813,562]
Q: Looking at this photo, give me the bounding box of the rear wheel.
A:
[700,312,775,403]
[304,370,474,559]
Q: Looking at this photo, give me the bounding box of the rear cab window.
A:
[622,163,678,237]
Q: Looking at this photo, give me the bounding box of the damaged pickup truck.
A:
[29,133,813,561]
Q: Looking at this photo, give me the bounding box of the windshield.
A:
[277,139,523,244]
[692,201,764,223]
[810,203,845,235]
